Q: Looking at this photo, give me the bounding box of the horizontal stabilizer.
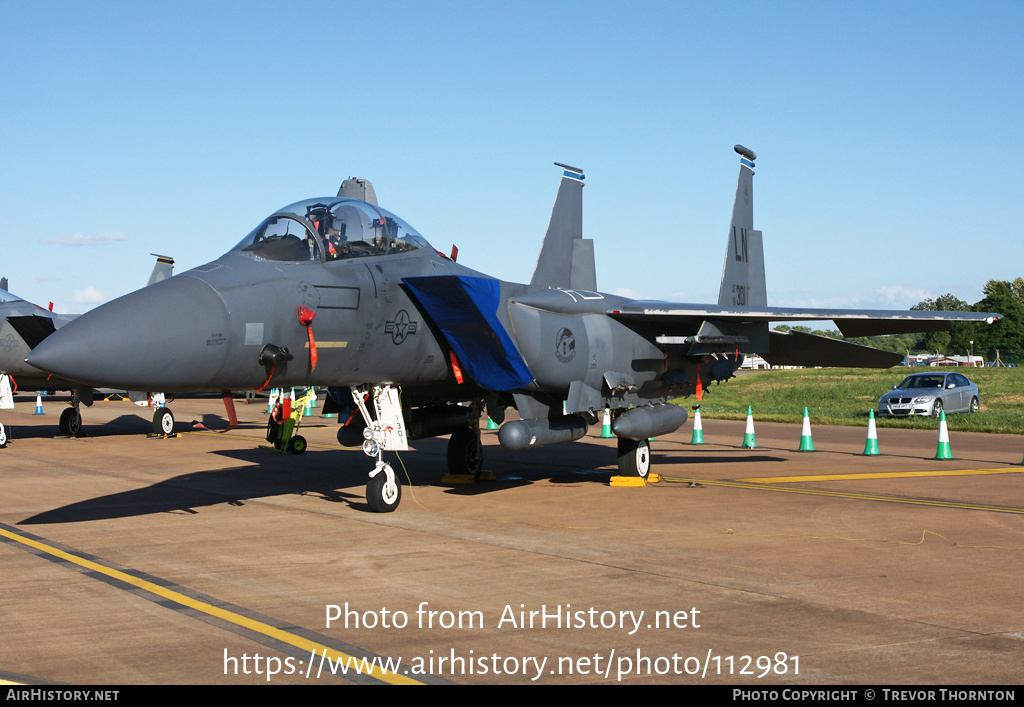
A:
[403,275,533,391]
[763,330,904,369]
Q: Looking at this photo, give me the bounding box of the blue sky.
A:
[2,1,1021,315]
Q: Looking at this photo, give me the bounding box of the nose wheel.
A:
[367,460,401,513]
[59,407,82,437]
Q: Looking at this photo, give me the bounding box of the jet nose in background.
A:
[26,275,232,391]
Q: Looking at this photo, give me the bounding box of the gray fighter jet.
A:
[2,254,174,435]
[26,151,999,511]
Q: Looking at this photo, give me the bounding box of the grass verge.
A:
[675,367,1024,435]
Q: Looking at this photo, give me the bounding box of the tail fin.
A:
[530,164,596,291]
[147,253,175,287]
[717,145,766,307]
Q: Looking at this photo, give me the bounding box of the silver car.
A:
[878,371,980,417]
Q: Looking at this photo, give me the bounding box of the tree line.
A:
[773,278,1024,364]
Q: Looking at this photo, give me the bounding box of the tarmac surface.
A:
[1,394,1023,685]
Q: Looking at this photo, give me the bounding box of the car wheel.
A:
[931,399,943,417]
[970,397,980,413]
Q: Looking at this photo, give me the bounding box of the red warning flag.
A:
[449,349,464,384]
[298,306,318,371]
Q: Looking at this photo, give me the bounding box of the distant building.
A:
[739,354,771,370]
[907,354,983,367]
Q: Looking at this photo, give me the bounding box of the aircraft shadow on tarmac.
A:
[4,411,260,440]
[19,447,401,523]
[5,413,156,440]
[18,435,787,525]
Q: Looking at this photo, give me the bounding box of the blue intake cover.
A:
[403,275,533,391]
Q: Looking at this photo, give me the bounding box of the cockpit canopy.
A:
[230,197,428,263]
[0,288,26,304]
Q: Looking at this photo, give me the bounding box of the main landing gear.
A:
[617,437,651,479]
[447,425,483,479]
[153,407,175,435]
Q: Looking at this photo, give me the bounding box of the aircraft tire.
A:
[59,407,82,437]
[367,466,401,513]
[288,435,307,455]
[153,407,174,435]
[617,437,651,478]
[448,427,483,479]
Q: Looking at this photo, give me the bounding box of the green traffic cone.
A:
[486,417,498,430]
[934,411,952,460]
[863,410,880,455]
[690,406,704,444]
[742,406,757,448]
[600,408,614,438]
[798,407,814,451]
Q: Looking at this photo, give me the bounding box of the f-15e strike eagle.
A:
[26,148,999,511]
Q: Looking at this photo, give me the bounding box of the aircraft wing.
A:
[609,302,1000,368]
[609,303,1000,337]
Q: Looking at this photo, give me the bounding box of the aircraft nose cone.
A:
[26,275,232,391]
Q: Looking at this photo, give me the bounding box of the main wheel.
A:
[153,407,174,435]
[59,407,82,436]
[931,399,943,417]
[617,437,651,478]
[367,466,401,513]
[448,427,483,478]
[288,435,307,455]
[970,397,980,413]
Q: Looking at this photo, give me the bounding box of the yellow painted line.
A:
[663,477,1024,514]
[306,341,347,348]
[0,527,422,685]
[737,468,1024,484]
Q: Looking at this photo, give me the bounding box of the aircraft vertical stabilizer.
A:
[718,146,766,308]
[530,164,594,291]
[147,254,175,287]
